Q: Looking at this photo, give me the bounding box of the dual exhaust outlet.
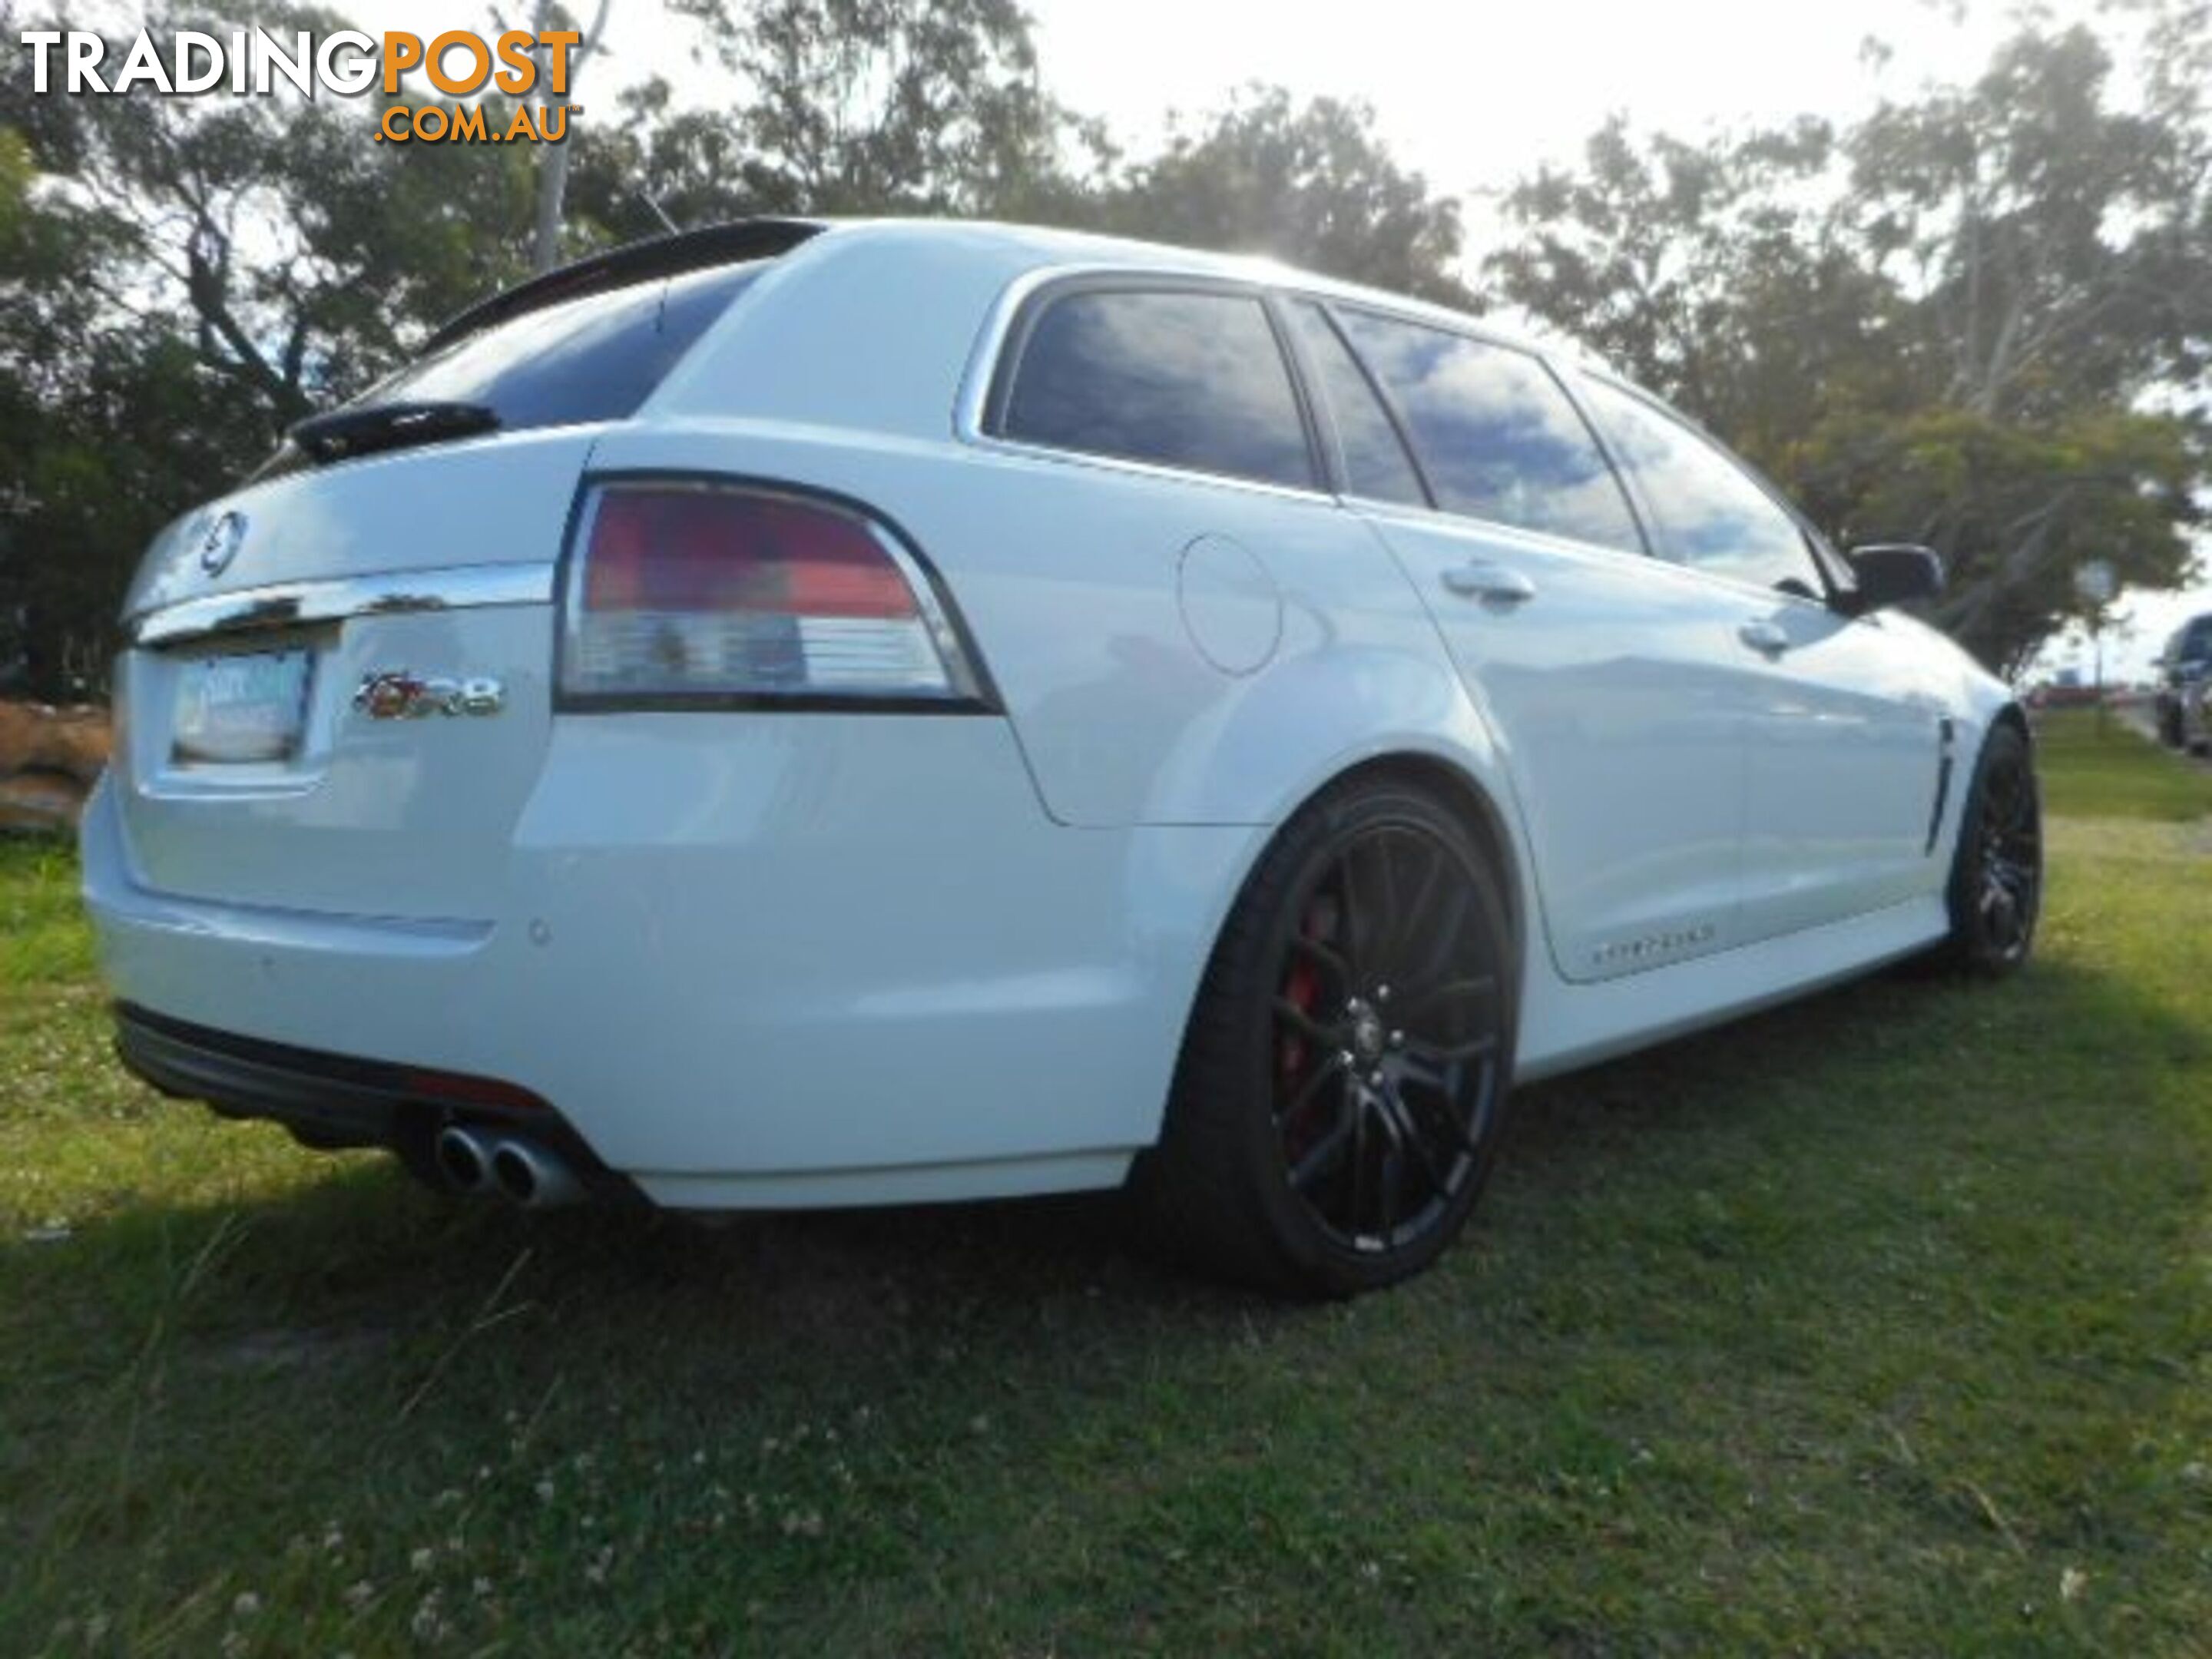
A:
[434,1124,585,1209]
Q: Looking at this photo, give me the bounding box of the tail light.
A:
[558,480,985,705]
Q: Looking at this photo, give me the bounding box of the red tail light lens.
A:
[559,482,982,703]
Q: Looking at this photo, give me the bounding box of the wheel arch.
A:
[1172,746,1533,1055]
[1979,701,2038,819]
[1317,752,1528,964]
[1937,697,2042,974]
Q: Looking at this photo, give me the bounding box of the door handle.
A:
[1441,562,1537,605]
[1738,620,1790,656]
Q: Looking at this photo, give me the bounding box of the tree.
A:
[0,125,268,694]
[0,2,541,695]
[1102,88,1473,307]
[1487,116,1902,448]
[3,3,540,426]
[565,0,1105,243]
[1803,406,2200,677]
[1845,23,2211,419]
[1488,12,2210,674]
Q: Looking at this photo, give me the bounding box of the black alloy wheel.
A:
[1138,778,1516,1296]
[1945,721,2042,975]
[1269,822,1505,1253]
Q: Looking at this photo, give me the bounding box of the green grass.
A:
[2,724,2208,1655]
[0,837,97,988]
[2035,707,2212,821]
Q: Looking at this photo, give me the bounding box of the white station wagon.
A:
[84,219,2041,1295]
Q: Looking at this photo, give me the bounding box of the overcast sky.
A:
[366,0,2029,177]
[1029,0,2015,186]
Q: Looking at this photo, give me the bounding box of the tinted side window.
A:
[1283,301,1426,506]
[364,262,763,433]
[999,289,1315,489]
[1335,311,1642,551]
[1579,379,1825,597]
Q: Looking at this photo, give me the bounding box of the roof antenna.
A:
[643,191,682,235]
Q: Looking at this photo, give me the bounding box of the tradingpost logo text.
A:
[16,27,586,144]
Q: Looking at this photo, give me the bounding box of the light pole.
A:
[2075,560,2116,736]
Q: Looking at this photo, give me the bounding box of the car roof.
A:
[435,215,1604,379]
[806,217,1604,371]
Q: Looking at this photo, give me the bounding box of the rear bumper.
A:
[83,716,1262,1210]
[113,1002,635,1198]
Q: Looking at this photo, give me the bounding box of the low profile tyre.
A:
[1136,777,1517,1297]
[1940,721,2042,975]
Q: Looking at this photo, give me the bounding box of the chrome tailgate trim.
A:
[131,563,555,648]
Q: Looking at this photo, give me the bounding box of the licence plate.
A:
[172,649,313,764]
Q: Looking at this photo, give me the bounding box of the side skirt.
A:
[1514,895,1949,1084]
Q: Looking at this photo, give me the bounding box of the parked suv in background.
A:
[84,220,2039,1296]
[2155,613,2212,750]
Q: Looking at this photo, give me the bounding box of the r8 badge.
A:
[353,671,505,720]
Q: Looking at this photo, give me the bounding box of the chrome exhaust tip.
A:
[435,1125,492,1196]
[488,1137,586,1210]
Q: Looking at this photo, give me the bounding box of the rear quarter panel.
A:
[623,229,1525,833]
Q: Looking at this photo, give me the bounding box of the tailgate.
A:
[111,429,597,920]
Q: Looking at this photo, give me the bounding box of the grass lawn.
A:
[2036,706,2212,822]
[2,715,2207,1654]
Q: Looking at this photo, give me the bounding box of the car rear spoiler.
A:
[422,217,830,353]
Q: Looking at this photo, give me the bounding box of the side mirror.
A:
[1845,544,1944,614]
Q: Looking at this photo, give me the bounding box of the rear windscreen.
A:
[371,261,760,427]
[257,261,763,476]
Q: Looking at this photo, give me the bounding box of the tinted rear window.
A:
[361,261,763,432]
[998,288,1316,489]
[1336,311,1644,552]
